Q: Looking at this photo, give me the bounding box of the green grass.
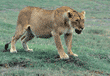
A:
[0,0,110,76]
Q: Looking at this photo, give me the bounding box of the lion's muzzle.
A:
[75,29,83,34]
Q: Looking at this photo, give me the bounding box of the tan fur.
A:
[9,6,85,59]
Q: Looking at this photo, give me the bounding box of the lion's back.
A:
[17,6,42,27]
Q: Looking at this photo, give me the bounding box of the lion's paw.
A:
[59,52,69,59]
[26,49,33,52]
[73,53,78,57]
[10,49,17,53]
[68,52,78,57]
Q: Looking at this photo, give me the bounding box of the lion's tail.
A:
[5,41,11,50]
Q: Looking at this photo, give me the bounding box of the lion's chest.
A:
[58,27,73,34]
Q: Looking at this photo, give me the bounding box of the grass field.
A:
[0,0,110,76]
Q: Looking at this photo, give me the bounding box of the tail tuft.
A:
[5,41,11,50]
[5,43,9,50]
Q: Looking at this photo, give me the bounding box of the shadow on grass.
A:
[1,49,110,75]
[1,49,89,70]
[86,29,106,35]
[46,55,89,70]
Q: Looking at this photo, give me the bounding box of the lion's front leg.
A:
[64,33,78,57]
[52,31,69,59]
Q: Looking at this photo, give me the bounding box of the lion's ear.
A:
[81,11,86,18]
[67,11,72,18]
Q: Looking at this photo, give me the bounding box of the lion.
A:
[5,6,85,59]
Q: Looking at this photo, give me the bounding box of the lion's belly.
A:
[36,29,52,38]
[36,34,52,38]
[30,25,52,39]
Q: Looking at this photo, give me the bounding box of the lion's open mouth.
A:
[75,29,82,34]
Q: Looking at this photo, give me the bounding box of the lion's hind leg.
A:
[21,28,34,52]
[10,25,24,53]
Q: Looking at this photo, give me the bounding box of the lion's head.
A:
[67,10,85,34]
